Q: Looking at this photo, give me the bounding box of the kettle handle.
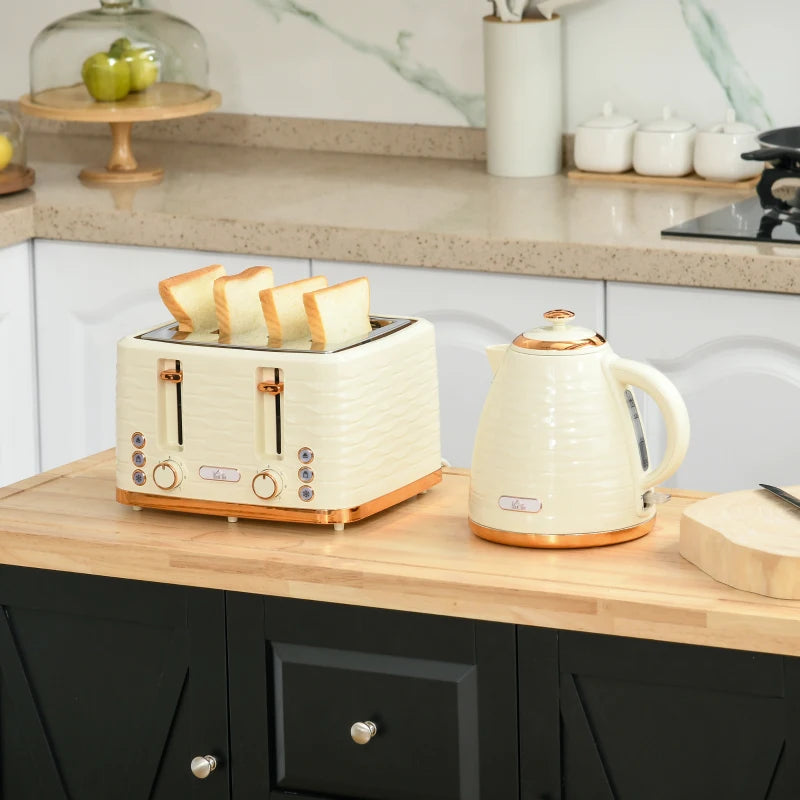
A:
[609,357,690,491]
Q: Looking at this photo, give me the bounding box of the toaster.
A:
[115,315,442,529]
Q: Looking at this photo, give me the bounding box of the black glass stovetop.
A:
[662,196,800,245]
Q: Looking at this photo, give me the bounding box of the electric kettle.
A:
[469,309,690,548]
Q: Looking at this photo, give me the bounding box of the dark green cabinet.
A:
[519,628,800,800]
[0,566,229,800]
[2,565,800,800]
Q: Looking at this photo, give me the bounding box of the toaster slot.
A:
[256,367,284,458]
[158,358,184,448]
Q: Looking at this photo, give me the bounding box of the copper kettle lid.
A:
[513,309,606,352]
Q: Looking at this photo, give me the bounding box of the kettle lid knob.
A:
[543,309,575,330]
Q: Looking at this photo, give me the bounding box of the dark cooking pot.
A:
[741,127,800,212]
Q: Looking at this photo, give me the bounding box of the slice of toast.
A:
[259,275,328,343]
[213,266,274,340]
[303,277,372,345]
[159,264,226,333]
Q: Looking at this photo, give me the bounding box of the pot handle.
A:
[741,146,798,162]
[609,357,690,492]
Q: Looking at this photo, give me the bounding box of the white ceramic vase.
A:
[483,15,562,178]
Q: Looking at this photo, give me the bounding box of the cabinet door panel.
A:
[227,594,518,800]
[559,632,786,800]
[606,283,800,492]
[0,242,37,486]
[0,566,229,800]
[312,260,604,466]
[34,240,310,471]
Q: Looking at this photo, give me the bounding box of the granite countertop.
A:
[1,131,798,294]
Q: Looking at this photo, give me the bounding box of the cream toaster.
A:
[116,315,442,529]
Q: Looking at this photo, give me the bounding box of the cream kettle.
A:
[469,310,690,548]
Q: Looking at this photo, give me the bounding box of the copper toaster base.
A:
[469,515,656,549]
[117,468,443,527]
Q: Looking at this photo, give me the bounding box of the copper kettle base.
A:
[468,516,656,549]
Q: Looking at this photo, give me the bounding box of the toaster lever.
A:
[159,370,183,383]
[257,381,284,396]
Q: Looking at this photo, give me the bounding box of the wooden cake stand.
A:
[0,164,35,195]
[20,82,221,185]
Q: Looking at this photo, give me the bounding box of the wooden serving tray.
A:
[567,168,760,191]
[680,485,800,598]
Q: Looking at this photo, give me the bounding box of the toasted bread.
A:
[213,266,274,340]
[302,277,372,345]
[158,264,226,333]
[259,275,328,343]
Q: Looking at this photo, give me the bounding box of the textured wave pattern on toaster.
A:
[116,319,441,512]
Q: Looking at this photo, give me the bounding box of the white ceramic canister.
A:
[483,14,562,178]
[574,101,638,173]
[633,107,696,177]
[693,109,762,182]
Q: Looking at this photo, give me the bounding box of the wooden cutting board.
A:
[680,485,800,598]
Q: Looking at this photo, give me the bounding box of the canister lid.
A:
[706,108,758,135]
[579,101,637,130]
[513,309,606,351]
[639,106,694,133]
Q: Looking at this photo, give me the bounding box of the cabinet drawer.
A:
[273,643,478,800]
[227,595,518,800]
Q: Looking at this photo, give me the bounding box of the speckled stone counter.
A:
[2,132,799,294]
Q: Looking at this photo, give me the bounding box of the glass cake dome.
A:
[29,0,210,107]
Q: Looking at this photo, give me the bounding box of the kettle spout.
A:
[486,344,509,375]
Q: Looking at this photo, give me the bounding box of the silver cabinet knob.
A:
[190,755,218,779]
[350,720,377,745]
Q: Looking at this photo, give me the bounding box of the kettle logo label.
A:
[499,495,542,513]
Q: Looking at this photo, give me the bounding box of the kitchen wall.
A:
[3,0,793,133]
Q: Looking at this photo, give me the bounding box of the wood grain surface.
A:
[680,486,800,599]
[1,451,799,656]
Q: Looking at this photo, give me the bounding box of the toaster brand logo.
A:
[199,466,241,483]
[498,495,542,513]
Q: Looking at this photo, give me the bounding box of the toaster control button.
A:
[298,467,314,483]
[252,470,281,500]
[298,447,314,464]
[132,469,147,486]
[131,432,146,449]
[153,461,181,491]
[132,451,146,467]
[299,486,314,502]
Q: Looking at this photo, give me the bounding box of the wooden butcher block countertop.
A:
[1,451,799,657]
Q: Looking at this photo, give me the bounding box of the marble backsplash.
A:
[3,0,794,133]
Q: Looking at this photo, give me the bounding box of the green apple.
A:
[125,47,159,91]
[0,134,12,171]
[81,52,131,101]
[109,37,159,92]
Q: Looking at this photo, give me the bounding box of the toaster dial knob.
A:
[252,470,281,500]
[153,461,182,491]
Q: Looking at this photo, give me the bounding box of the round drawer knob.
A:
[190,754,217,779]
[350,720,377,745]
[153,461,181,490]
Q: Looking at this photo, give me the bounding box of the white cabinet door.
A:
[35,240,310,471]
[313,260,605,466]
[607,282,800,493]
[0,242,37,486]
